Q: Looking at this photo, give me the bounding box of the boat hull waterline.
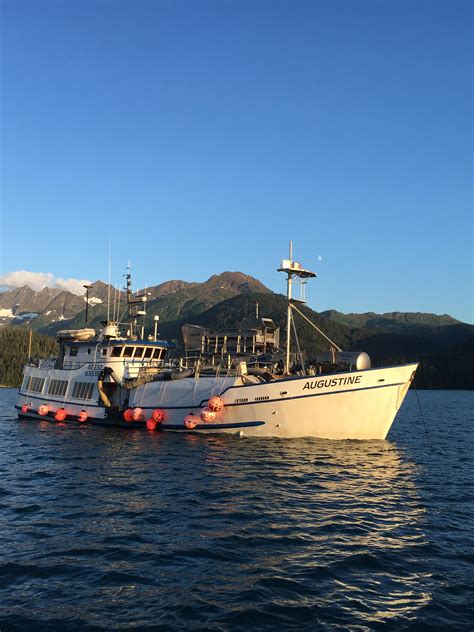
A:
[17,363,417,440]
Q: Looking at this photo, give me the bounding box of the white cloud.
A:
[0,270,92,295]
[55,277,93,295]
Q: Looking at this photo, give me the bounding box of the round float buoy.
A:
[21,404,29,413]
[55,408,67,421]
[184,414,199,429]
[208,396,223,412]
[78,411,88,422]
[123,408,134,422]
[151,408,164,423]
[38,404,49,416]
[132,407,144,422]
[200,407,216,423]
[146,419,157,431]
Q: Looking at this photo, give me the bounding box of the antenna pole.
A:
[107,236,112,321]
[285,240,293,374]
[83,284,93,327]
[27,328,32,362]
[277,242,317,373]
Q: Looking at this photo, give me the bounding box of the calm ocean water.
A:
[0,388,473,631]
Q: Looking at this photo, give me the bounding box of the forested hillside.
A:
[0,328,57,387]
[1,291,472,389]
[158,293,474,390]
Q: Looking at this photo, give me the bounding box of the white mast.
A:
[277,242,317,374]
[285,241,293,374]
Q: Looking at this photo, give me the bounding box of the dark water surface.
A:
[0,388,473,630]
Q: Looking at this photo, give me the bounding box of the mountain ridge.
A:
[0,271,468,334]
[320,309,460,330]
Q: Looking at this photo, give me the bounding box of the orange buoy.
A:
[146,419,157,431]
[184,414,199,429]
[38,404,49,416]
[78,411,88,422]
[200,407,216,423]
[151,408,165,423]
[132,407,144,422]
[21,404,29,413]
[123,408,134,422]
[208,395,223,412]
[55,408,67,421]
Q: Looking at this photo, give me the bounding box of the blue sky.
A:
[1,0,472,322]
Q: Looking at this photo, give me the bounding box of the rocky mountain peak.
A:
[203,271,271,294]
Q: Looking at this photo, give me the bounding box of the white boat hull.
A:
[128,363,418,439]
[17,362,417,440]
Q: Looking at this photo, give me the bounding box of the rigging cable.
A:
[413,379,431,446]
[291,303,342,351]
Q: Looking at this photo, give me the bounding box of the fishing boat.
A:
[16,247,418,439]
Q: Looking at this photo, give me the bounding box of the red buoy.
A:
[208,396,223,412]
[21,404,29,413]
[78,411,88,422]
[151,408,165,423]
[146,419,157,431]
[200,407,216,423]
[132,407,144,421]
[123,408,134,422]
[184,414,199,429]
[38,404,49,416]
[55,408,67,421]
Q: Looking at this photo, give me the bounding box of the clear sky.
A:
[1,0,472,322]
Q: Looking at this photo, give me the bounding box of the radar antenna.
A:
[278,242,340,374]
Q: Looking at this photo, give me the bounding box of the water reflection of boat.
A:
[16,246,418,439]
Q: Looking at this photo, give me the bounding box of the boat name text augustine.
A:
[302,375,362,390]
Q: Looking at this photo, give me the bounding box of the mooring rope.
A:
[413,379,431,445]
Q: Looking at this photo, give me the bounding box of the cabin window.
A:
[122,347,133,357]
[70,347,78,357]
[48,379,68,397]
[134,347,145,359]
[87,348,91,354]
[111,347,122,357]
[72,382,95,400]
[24,376,45,393]
[143,348,153,358]
[152,348,162,359]
[101,349,107,356]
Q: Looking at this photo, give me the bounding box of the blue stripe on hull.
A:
[18,378,407,413]
[16,408,265,431]
[133,380,404,410]
[17,392,104,407]
[164,421,265,431]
